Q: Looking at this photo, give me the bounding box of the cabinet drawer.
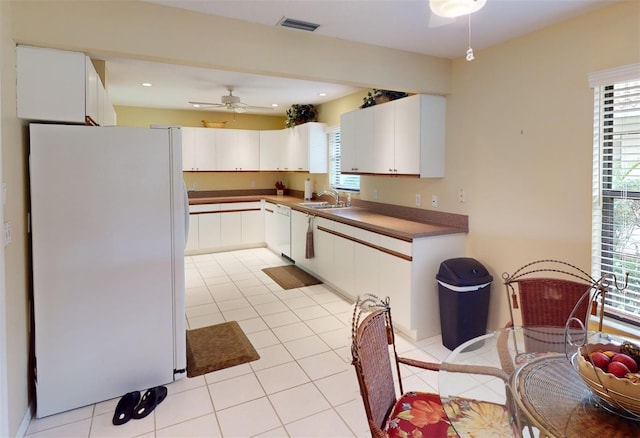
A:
[219,202,261,211]
[379,235,412,257]
[354,228,379,246]
[189,204,220,213]
[334,221,356,237]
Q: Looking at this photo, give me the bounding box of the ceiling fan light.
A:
[430,0,487,18]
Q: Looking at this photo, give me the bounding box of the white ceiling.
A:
[105,0,620,115]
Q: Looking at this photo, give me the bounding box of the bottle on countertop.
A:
[346,193,352,207]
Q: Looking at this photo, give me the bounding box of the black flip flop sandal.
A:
[131,386,168,420]
[112,391,141,425]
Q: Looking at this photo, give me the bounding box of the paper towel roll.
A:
[304,179,312,200]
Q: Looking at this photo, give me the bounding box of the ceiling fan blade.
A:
[242,105,274,111]
[189,101,225,107]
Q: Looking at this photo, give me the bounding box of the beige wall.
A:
[2,1,638,434]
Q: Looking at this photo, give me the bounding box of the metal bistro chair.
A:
[351,294,514,438]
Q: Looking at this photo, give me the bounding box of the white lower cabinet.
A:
[198,212,221,249]
[290,213,466,340]
[291,210,310,269]
[186,202,263,254]
[264,203,278,251]
[186,214,199,251]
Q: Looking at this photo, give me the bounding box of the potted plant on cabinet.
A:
[360,89,409,108]
[285,104,318,128]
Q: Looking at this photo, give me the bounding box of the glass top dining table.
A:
[438,326,640,438]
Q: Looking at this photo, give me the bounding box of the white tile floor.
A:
[25,248,452,438]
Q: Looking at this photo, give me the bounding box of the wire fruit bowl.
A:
[573,342,640,415]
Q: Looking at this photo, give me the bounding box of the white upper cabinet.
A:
[17,45,86,123]
[259,129,287,171]
[286,122,328,173]
[182,127,197,171]
[259,123,327,172]
[17,45,116,126]
[340,108,374,174]
[216,129,259,171]
[193,128,217,171]
[340,94,445,177]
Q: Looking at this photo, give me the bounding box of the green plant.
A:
[285,104,318,128]
[360,89,409,109]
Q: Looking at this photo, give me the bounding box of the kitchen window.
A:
[327,125,360,192]
[590,64,640,324]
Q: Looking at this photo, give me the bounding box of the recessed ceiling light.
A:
[318,93,327,97]
[271,103,279,107]
[141,82,152,87]
[192,104,201,108]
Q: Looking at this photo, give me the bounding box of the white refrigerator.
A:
[29,124,187,418]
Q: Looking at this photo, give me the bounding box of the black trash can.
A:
[436,257,493,350]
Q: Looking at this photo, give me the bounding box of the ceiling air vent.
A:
[277,17,320,32]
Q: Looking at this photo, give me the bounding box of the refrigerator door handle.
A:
[183,181,189,248]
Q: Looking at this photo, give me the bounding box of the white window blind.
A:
[327,125,360,192]
[591,68,640,324]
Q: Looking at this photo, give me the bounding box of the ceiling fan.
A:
[189,87,274,113]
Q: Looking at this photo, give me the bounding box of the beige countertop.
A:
[189,193,467,241]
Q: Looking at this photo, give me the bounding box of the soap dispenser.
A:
[346,193,352,207]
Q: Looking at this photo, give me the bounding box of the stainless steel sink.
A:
[297,201,350,210]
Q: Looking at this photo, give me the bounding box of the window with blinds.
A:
[327,125,360,192]
[591,65,640,324]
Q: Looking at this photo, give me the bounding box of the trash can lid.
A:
[436,257,493,287]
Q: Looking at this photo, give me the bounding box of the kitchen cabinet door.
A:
[314,217,334,280]
[333,223,355,298]
[17,45,86,123]
[185,215,199,251]
[264,203,278,251]
[259,130,286,170]
[215,129,238,171]
[353,229,380,296]
[198,212,221,249]
[340,111,357,173]
[286,126,308,171]
[372,102,395,174]
[393,95,421,175]
[379,252,412,332]
[237,130,260,170]
[220,211,242,247]
[290,210,309,267]
[194,128,217,171]
[355,108,375,173]
[182,127,197,171]
[241,209,263,245]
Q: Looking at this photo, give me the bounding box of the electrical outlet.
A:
[415,194,421,206]
[459,188,466,203]
[250,180,256,189]
[373,189,378,200]
[431,195,438,208]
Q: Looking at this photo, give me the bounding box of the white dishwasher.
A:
[276,204,291,258]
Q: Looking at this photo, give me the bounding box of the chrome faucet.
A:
[317,189,340,206]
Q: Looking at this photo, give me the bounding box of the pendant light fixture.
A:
[430,0,486,18]
[430,0,486,61]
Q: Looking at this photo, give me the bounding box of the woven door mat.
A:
[262,265,322,290]
[186,321,259,377]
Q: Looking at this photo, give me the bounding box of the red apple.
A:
[612,353,639,373]
[590,351,611,371]
[608,361,631,378]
